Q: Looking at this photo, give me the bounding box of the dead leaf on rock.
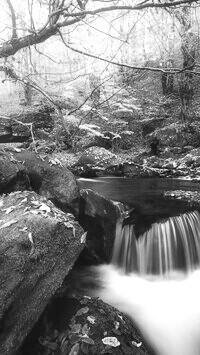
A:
[69,343,80,355]
[102,337,120,347]
[87,315,96,324]
[19,227,28,232]
[3,206,16,214]
[81,232,87,244]
[70,323,82,334]
[39,203,51,213]
[76,307,89,316]
[82,323,90,336]
[60,338,69,354]
[28,232,34,245]
[0,220,17,229]
[132,340,142,348]
[81,336,94,345]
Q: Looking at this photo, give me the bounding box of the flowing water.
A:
[113,210,200,275]
[94,209,200,355]
[79,178,200,354]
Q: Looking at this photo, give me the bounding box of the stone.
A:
[112,108,134,119]
[77,147,117,168]
[134,117,165,136]
[79,189,120,263]
[0,150,80,214]
[0,191,84,355]
[19,292,149,355]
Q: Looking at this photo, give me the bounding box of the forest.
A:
[1,1,200,355]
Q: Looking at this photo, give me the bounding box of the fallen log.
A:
[0,191,85,355]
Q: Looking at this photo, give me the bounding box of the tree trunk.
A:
[176,6,196,120]
[161,60,174,95]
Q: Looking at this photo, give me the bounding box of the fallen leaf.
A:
[19,227,28,232]
[28,232,34,244]
[102,337,120,347]
[132,340,142,348]
[87,316,96,324]
[69,343,80,355]
[114,321,120,330]
[76,307,89,316]
[39,203,51,213]
[81,232,87,244]
[70,323,82,334]
[60,338,69,354]
[0,220,17,229]
[80,342,89,354]
[81,336,94,345]
[47,341,59,351]
[3,206,16,214]
[82,323,90,336]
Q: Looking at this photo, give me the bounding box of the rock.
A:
[170,147,183,154]
[119,131,136,150]
[0,117,30,143]
[149,122,200,148]
[193,156,200,167]
[0,105,54,143]
[0,151,30,194]
[0,191,84,355]
[163,158,178,169]
[0,150,80,214]
[18,104,54,130]
[79,189,120,263]
[122,162,159,178]
[182,145,194,153]
[76,133,112,151]
[77,147,117,168]
[112,108,134,119]
[133,118,165,136]
[19,292,149,355]
[187,148,200,157]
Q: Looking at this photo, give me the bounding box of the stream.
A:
[79,177,200,355]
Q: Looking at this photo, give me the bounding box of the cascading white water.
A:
[112,210,200,276]
[95,210,200,355]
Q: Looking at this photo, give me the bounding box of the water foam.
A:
[96,265,200,355]
[95,210,200,355]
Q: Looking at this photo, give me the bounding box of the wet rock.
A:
[0,191,84,355]
[79,189,120,263]
[18,293,149,355]
[77,147,117,168]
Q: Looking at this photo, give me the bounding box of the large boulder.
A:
[0,105,54,143]
[18,292,149,355]
[149,122,200,148]
[0,191,85,355]
[133,117,165,136]
[77,147,117,168]
[0,150,80,214]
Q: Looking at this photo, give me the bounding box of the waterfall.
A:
[95,209,200,355]
[112,210,200,276]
